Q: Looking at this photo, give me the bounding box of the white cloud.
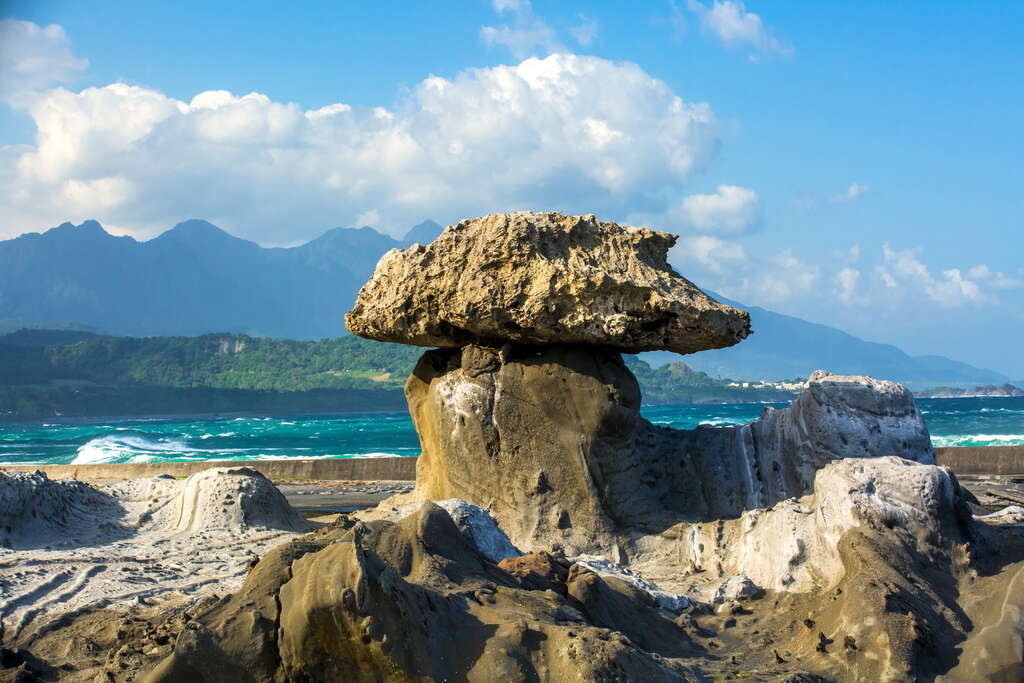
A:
[0,19,87,103]
[968,264,991,279]
[355,209,380,227]
[876,244,987,307]
[480,0,564,58]
[568,15,600,46]
[672,184,760,234]
[833,267,863,305]
[686,1,792,59]
[831,182,869,203]
[670,237,819,305]
[0,54,721,243]
[968,263,1023,290]
[670,235,748,274]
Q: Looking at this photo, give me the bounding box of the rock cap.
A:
[345,211,750,354]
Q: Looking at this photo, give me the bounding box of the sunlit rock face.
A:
[136,210,997,683]
[345,211,750,354]
[403,346,939,556]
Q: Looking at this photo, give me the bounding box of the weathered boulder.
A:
[0,470,125,550]
[147,505,707,682]
[345,212,750,354]
[159,467,310,533]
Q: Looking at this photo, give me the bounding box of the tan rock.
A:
[497,551,569,594]
[146,504,706,682]
[345,212,750,354]
[400,344,938,554]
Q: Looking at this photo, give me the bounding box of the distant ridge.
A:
[670,293,1008,388]
[0,219,401,339]
[0,218,1007,386]
[403,219,443,245]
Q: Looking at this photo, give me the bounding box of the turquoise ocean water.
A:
[1,397,1021,466]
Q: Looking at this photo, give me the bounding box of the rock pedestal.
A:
[148,211,988,681]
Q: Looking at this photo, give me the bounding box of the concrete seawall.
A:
[0,456,418,481]
[933,446,1024,476]
[1,446,1023,481]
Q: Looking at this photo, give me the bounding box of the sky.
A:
[0,0,1022,376]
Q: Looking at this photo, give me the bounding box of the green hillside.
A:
[0,331,797,419]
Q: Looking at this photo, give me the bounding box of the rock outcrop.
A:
[146,505,709,682]
[142,210,1011,680]
[399,344,938,557]
[345,212,750,354]
[159,467,309,533]
[0,470,125,550]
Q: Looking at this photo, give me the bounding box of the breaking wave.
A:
[931,434,1024,447]
[73,434,193,464]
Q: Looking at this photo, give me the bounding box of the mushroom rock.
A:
[345,211,750,354]
[287,209,981,679]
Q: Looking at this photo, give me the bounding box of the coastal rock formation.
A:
[87,210,1020,680]
[147,504,708,682]
[158,466,309,533]
[0,470,126,550]
[341,210,988,678]
[400,344,937,558]
[0,468,312,651]
[345,212,750,354]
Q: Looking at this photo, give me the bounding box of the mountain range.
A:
[0,219,1007,387]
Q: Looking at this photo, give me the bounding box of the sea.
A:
[1,397,1022,467]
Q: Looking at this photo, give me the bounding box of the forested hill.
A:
[0,331,795,419]
[0,218,1006,386]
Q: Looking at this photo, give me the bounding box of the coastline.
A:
[3,445,1023,481]
[0,406,412,427]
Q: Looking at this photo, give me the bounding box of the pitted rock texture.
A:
[146,505,708,682]
[399,345,937,555]
[0,470,125,550]
[344,212,750,354]
[159,467,310,533]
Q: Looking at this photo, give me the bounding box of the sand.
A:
[0,468,312,644]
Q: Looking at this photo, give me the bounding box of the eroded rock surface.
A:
[397,344,937,558]
[345,212,750,354]
[146,505,708,682]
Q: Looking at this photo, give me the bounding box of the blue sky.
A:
[1,1,1022,375]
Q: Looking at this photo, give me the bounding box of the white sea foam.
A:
[73,435,192,464]
[199,431,237,440]
[250,452,411,461]
[699,418,746,427]
[931,434,1024,447]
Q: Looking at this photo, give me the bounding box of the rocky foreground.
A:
[3,212,1024,681]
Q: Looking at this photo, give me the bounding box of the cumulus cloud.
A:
[876,244,987,307]
[0,19,87,103]
[480,0,564,57]
[568,14,600,46]
[686,1,792,59]
[968,263,1023,290]
[831,182,869,203]
[670,237,819,305]
[670,234,748,274]
[0,54,721,243]
[672,184,760,234]
[833,267,864,305]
